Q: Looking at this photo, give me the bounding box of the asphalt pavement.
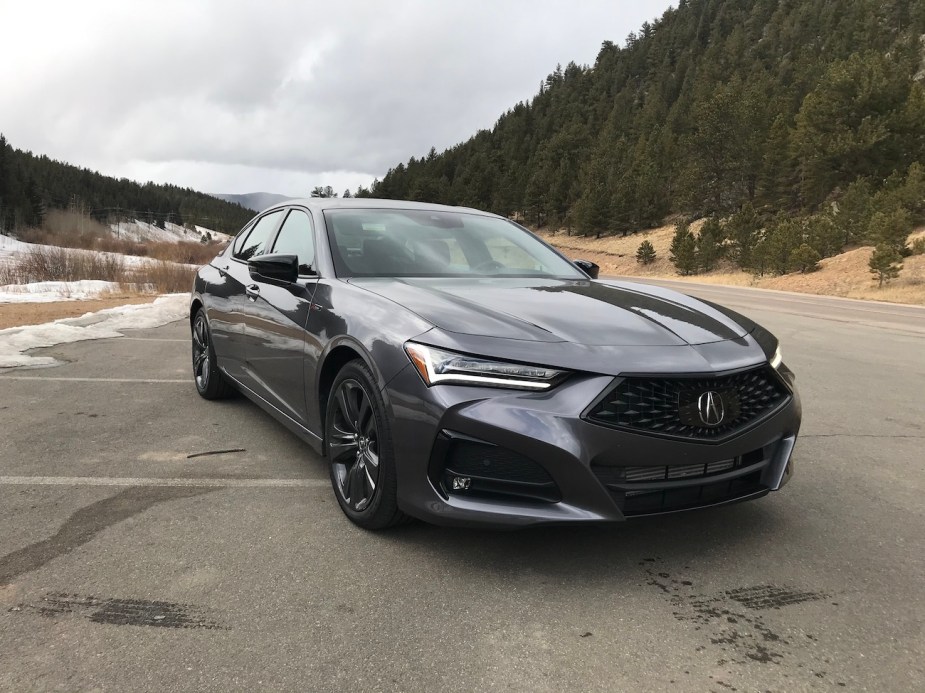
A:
[1,283,924,692]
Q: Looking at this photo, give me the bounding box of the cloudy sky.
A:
[0,1,672,197]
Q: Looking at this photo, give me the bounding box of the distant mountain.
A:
[211,192,294,213]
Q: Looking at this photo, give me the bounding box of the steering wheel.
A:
[473,260,505,273]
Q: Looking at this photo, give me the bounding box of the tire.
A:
[325,360,407,529]
[191,309,235,400]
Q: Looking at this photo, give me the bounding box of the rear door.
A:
[243,207,319,424]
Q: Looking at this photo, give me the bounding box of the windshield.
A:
[323,208,585,279]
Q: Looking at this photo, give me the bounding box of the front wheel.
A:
[325,360,406,529]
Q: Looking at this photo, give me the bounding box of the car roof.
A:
[261,197,494,217]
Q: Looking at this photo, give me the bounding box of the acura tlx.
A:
[190,199,801,529]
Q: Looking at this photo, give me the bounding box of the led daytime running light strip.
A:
[406,343,557,390]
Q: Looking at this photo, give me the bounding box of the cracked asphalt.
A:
[1,284,923,692]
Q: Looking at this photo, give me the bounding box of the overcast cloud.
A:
[0,1,672,197]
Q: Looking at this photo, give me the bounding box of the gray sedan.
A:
[190,199,801,529]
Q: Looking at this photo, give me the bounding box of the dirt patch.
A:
[0,295,158,330]
[541,225,925,305]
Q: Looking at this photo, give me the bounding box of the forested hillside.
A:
[0,136,253,235]
[363,0,925,278]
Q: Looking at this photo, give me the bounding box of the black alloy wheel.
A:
[329,378,380,511]
[325,361,406,528]
[191,309,234,399]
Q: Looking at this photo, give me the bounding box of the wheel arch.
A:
[189,296,204,327]
[316,339,383,438]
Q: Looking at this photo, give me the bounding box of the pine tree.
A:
[696,217,723,271]
[749,236,772,277]
[790,243,822,273]
[573,151,611,237]
[868,208,912,254]
[835,178,874,247]
[636,239,657,265]
[869,244,903,287]
[311,186,337,198]
[793,51,912,207]
[669,220,698,275]
[758,115,796,208]
[765,218,803,275]
[803,214,841,258]
[726,203,760,268]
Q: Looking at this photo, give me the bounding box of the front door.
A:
[243,208,320,424]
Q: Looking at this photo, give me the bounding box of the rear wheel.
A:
[191,309,235,400]
[326,360,406,529]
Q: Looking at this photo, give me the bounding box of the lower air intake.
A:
[433,434,561,503]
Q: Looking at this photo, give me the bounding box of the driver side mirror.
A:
[248,254,299,284]
[573,259,600,279]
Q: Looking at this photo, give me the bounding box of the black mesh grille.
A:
[446,442,553,484]
[587,366,789,440]
[437,437,561,503]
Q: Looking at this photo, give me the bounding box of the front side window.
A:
[323,209,583,279]
[234,209,285,261]
[231,220,255,256]
[271,209,315,274]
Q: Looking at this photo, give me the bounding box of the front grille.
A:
[591,447,770,516]
[586,366,789,440]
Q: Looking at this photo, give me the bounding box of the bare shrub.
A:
[11,246,127,283]
[96,236,150,257]
[0,260,20,284]
[145,241,226,265]
[131,261,195,293]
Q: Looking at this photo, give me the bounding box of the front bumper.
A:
[385,362,801,529]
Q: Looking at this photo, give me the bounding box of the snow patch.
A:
[0,293,189,368]
[0,280,122,303]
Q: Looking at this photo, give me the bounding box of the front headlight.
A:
[404,342,568,390]
[769,345,783,369]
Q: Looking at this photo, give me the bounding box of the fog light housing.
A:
[451,476,471,491]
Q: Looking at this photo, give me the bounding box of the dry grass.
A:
[540,224,925,305]
[0,295,159,330]
[0,246,195,294]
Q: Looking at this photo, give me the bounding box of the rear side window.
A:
[234,209,285,260]
[271,210,315,274]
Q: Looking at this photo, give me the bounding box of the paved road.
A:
[1,286,923,692]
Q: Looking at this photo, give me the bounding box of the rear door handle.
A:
[245,284,260,301]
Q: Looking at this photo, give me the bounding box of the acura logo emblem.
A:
[697,391,725,426]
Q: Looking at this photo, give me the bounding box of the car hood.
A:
[348,277,748,347]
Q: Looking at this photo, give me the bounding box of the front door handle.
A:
[245,284,260,301]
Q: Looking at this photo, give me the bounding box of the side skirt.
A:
[222,369,324,455]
